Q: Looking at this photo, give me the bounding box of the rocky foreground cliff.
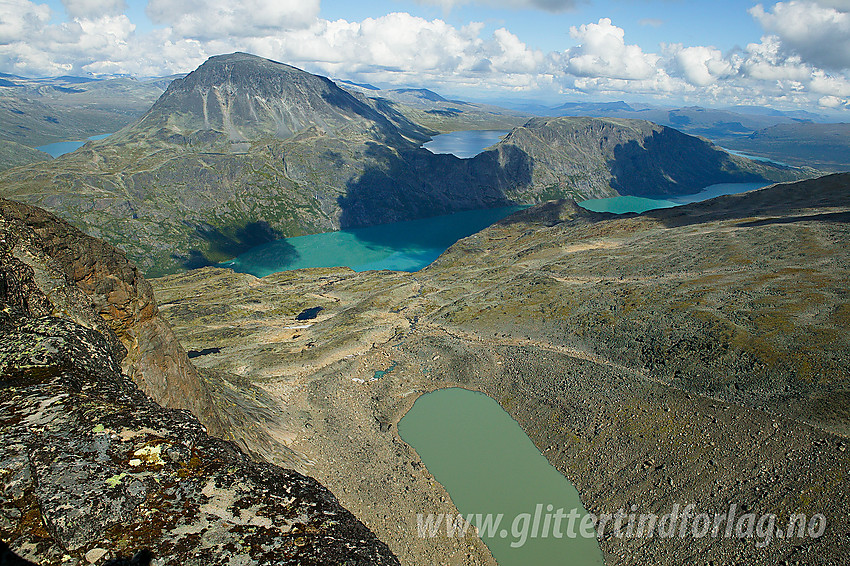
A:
[152,174,849,566]
[0,53,806,276]
[0,198,399,565]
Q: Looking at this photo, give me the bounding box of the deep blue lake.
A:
[37,133,112,158]
[222,206,527,277]
[423,130,509,159]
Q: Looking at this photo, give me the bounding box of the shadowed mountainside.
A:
[485,116,807,202]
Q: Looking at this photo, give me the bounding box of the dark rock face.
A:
[0,199,399,565]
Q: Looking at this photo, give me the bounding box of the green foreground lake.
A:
[398,388,604,566]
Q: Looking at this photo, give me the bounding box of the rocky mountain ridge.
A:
[127,53,412,148]
[0,197,218,428]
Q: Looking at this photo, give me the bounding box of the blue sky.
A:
[4,0,849,112]
[320,0,767,55]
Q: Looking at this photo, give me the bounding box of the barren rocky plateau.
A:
[151,173,850,565]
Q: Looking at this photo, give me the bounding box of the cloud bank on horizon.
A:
[0,0,848,111]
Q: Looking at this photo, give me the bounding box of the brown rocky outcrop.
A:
[0,197,221,431]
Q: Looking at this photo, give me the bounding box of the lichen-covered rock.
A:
[0,312,399,565]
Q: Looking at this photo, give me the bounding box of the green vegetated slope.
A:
[0,139,50,171]
[425,173,850,435]
[0,53,809,276]
[0,74,169,173]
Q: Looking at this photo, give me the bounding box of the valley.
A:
[1,50,847,566]
[0,54,807,276]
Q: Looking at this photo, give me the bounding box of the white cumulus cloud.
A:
[0,0,52,44]
[741,35,811,81]
[751,1,850,71]
[0,2,848,113]
[565,18,658,80]
[672,45,734,86]
[238,14,549,92]
[415,0,582,12]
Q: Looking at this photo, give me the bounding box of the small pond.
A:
[36,133,112,158]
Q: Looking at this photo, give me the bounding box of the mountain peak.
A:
[130,53,401,145]
[199,52,303,73]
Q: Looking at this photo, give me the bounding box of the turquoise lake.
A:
[225,127,773,276]
[37,133,112,158]
[398,388,604,566]
[225,182,769,276]
[423,130,509,159]
[578,182,768,214]
[720,148,790,167]
[222,206,527,277]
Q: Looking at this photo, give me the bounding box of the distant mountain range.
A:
[0,74,169,149]
[0,53,808,275]
[2,65,847,171]
[552,101,816,137]
[727,122,850,171]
